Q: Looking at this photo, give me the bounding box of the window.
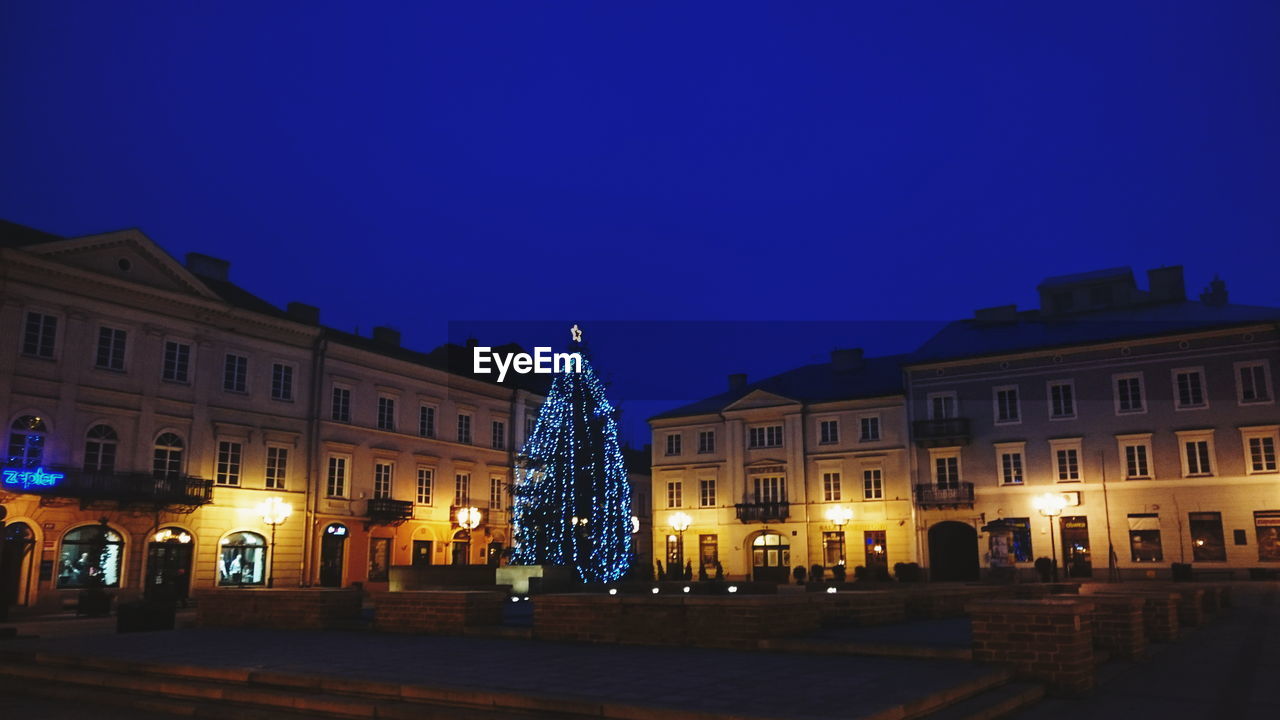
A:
[823,531,845,567]
[525,411,537,440]
[491,421,506,450]
[819,420,839,444]
[859,416,880,441]
[1128,514,1163,562]
[864,531,887,568]
[216,441,242,486]
[457,413,472,444]
[1051,438,1082,482]
[419,406,436,437]
[331,386,351,422]
[372,462,393,499]
[994,386,1020,424]
[58,525,123,588]
[863,468,883,500]
[748,425,783,448]
[822,471,842,502]
[218,531,265,586]
[8,415,47,468]
[1173,367,1206,409]
[1114,373,1145,414]
[416,467,433,504]
[666,480,682,508]
[271,363,294,401]
[163,341,191,382]
[665,433,682,456]
[22,311,57,358]
[490,476,503,509]
[698,430,715,454]
[326,456,347,497]
[753,475,785,503]
[1117,435,1153,479]
[699,477,716,507]
[223,353,247,392]
[996,443,1024,485]
[265,447,288,489]
[933,455,959,488]
[83,425,118,473]
[929,392,957,420]
[1237,361,1273,404]
[377,396,396,431]
[369,538,390,582]
[152,433,184,480]
[454,472,470,506]
[1189,512,1226,562]
[1254,511,1280,562]
[1006,517,1033,562]
[1048,380,1075,419]
[1243,427,1280,474]
[1178,430,1215,477]
[95,327,127,371]
[699,535,718,570]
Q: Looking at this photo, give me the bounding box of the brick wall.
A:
[195,589,361,630]
[372,591,503,634]
[1086,594,1146,660]
[811,590,906,627]
[968,598,1096,696]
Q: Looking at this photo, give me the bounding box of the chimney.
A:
[465,338,479,349]
[830,348,864,372]
[973,305,1018,324]
[1200,276,1228,307]
[286,302,320,325]
[372,326,401,347]
[728,373,747,392]
[185,252,229,281]
[1147,266,1186,303]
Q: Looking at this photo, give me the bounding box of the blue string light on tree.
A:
[510,324,633,582]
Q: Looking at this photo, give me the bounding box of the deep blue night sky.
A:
[3,3,1278,444]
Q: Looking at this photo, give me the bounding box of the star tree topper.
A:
[570,324,583,342]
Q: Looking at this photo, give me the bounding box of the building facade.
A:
[648,350,916,581]
[0,221,543,612]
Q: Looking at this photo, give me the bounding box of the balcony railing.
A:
[914,482,975,508]
[0,465,213,510]
[735,500,790,524]
[911,418,971,447]
[366,497,414,526]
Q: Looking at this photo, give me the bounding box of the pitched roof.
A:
[909,300,1280,365]
[0,219,63,247]
[1038,267,1133,289]
[650,354,907,421]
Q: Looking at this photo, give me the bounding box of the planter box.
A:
[195,589,361,630]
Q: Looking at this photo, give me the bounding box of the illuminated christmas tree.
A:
[510,327,632,582]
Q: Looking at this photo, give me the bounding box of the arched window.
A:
[84,425,118,473]
[7,415,47,468]
[218,531,266,586]
[58,525,124,588]
[152,433,184,479]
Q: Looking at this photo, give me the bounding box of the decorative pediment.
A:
[723,389,799,412]
[22,229,221,300]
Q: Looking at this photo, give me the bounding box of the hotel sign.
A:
[1,466,65,490]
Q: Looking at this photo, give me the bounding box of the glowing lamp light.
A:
[682,586,690,593]
[456,506,483,530]
[608,588,618,596]
[669,512,692,533]
[631,515,641,534]
[651,587,660,594]
[727,585,739,593]
[825,505,853,527]
[1032,492,1068,518]
[258,497,293,526]
[826,587,838,594]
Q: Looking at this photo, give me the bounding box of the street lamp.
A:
[825,505,853,565]
[257,497,292,588]
[1033,492,1068,582]
[669,511,692,577]
[456,506,482,530]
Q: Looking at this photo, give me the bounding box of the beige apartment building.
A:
[648,350,916,581]
[908,267,1280,581]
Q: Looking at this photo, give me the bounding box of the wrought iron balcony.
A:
[911,418,971,447]
[366,497,414,526]
[914,482,975,509]
[735,500,790,524]
[0,465,213,511]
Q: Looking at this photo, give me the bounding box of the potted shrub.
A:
[893,562,922,583]
[793,565,807,584]
[1034,557,1054,582]
[831,564,847,583]
[713,561,724,581]
[810,564,825,582]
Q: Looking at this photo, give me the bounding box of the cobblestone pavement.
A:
[1013,583,1280,720]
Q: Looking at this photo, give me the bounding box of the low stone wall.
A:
[811,590,906,627]
[533,594,820,650]
[1084,589,1180,643]
[1087,594,1147,660]
[372,591,504,634]
[195,589,362,630]
[968,598,1096,696]
[903,586,1013,619]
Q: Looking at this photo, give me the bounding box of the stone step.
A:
[760,636,973,661]
[914,682,1045,720]
[895,667,1018,720]
[464,624,534,640]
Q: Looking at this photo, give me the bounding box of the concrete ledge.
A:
[194,588,361,630]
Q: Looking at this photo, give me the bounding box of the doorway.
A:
[145,527,194,602]
[750,532,790,583]
[928,521,979,581]
[452,531,471,565]
[1060,516,1093,578]
[320,523,348,587]
[2,523,35,607]
[412,540,433,567]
